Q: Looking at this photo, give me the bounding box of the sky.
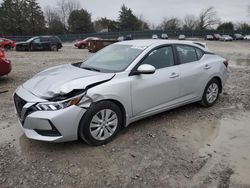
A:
[1,0,250,25]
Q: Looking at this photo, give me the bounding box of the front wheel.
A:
[51,45,58,51]
[78,101,122,146]
[200,79,220,107]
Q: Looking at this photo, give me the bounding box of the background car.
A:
[117,34,133,41]
[74,37,100,49]
[0,38,15,50]
[178,34,186,40]
[205,35,214,40]
[16,36,62,51]
[13,40,229,145]
[219,35,233,41]
[161,33,168,39]
[152,34,158,39]
[233,33,244,40]
[213,33,221,40]
[244,35,250,40]
[0,50,11,76]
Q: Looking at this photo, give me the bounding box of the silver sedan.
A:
[13,40,229,145]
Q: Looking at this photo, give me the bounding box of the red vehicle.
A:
[0,38,15,50]
[0,50,11,76]
[74,37,100,49]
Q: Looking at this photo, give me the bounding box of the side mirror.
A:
[136,64,156,75]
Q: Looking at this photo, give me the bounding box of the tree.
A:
[182,15,198,30]
[158,17,181,31]
[236,23,250,31]
[137,15,150,31]
[217,22,234,31]
[94,17,119,32]
[197,6,220,30]
[68,9,94,34]
[0,0,26,35]
[45,6,64,34]
[119,4,140,31]
[57,0,80,33]
[0,0,45,35]
[25,0,46,35]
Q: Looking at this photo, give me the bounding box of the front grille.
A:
[14,94,27,118]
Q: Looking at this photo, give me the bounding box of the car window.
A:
[41,37,50,42]
[195,48,204,60]
[176,45,198,64]
[33,38,40,43]
[141,46,174,69]
[82,44,144,72]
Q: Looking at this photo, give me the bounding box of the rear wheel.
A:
[78,101,122,146]
[200,79,220,107]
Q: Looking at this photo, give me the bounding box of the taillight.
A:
[223,60,229,68]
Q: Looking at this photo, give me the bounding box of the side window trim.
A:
[129,44,176,76]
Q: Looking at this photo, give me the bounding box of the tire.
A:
[78,101,122,146]
[80,44,85,49]
[4,45,11,50]
[200,78,220,107]
[51,45,58,51]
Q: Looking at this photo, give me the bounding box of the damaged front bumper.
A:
[13,86,87,142]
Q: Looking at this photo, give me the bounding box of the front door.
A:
[131,46,181,116]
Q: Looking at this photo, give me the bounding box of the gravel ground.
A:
[0,40,250,188]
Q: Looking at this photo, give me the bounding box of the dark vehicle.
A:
[205,35,214,40]
[233,33,244,40]
[0,50,11,76]
[213,34,221,40]
[0,38,15,50]
[16,36,62,51]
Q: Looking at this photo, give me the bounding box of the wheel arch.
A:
[212,76,222,93]
[98,99,127,127]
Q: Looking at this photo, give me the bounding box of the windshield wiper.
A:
[82,66,100,72]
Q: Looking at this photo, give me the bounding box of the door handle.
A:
[169,72,179,78]
[204,64,211,70]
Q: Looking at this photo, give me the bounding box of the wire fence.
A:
[4,29,250,42]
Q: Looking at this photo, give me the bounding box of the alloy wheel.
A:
[89,109,118,141]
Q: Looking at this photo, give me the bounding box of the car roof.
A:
[116,39,205,48]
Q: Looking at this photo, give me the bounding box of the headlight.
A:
[36,94,84,111]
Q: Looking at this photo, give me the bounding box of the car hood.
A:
[22,64,115,99]
[16,41,28,45]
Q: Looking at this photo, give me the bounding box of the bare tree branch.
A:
[183,15,198,30]
[56,0,80,32]
[198,6,220,30]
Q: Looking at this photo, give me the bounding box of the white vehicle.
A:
[152,34,158,39]
[244,35,250,40]
[219,35,233,41]
[13,40,229,145]
[161,33,168,39]
[178,34,186,40]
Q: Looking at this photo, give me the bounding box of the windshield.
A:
[81,44,145,72]
[26,37,37,42]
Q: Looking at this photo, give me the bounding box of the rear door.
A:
[131,45,181,116]
[174,45,208,101]
[40,37,51,50]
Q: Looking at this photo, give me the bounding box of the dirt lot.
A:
[0,41,250,188]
